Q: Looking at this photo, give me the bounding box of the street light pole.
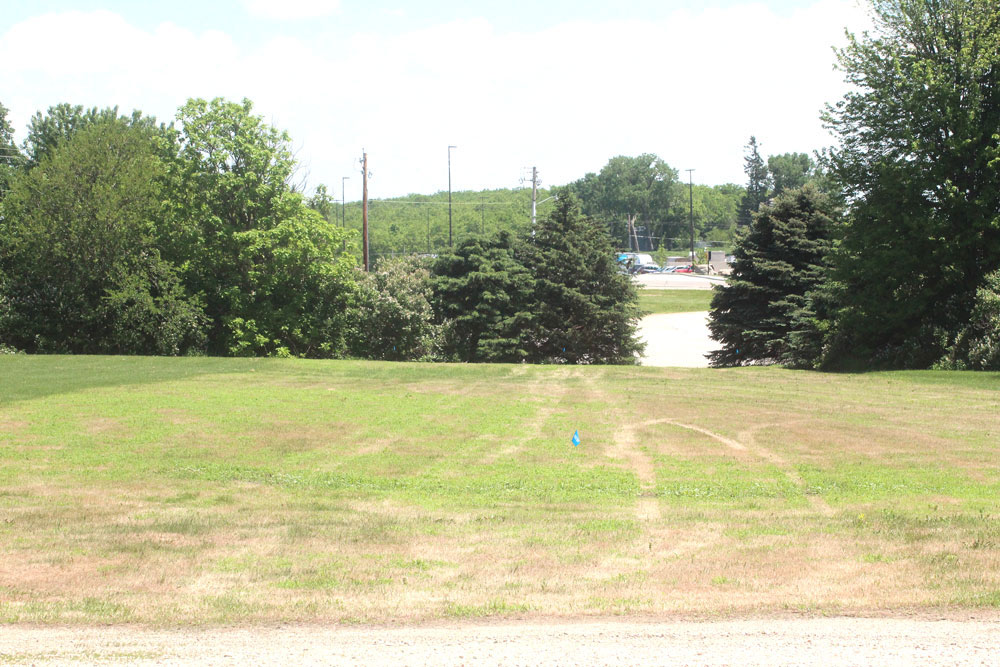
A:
[686,169,695,268]
[448,145,456,247]
[340,176,350,229]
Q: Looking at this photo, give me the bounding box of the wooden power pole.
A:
[361,151,369,272]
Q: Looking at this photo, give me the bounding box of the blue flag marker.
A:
[572,430,581,447]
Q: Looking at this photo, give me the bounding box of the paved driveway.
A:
[638,311,717,367]
[633,273,725,290]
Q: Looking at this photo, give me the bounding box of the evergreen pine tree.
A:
[708,186,837,367]
[520,190,643,364]
[431,231,535,362]
[736,136,771,227]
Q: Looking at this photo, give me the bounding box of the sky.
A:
[0,0,872,200]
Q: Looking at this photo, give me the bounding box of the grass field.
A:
[1,356,999,625]
[638,289,714,314]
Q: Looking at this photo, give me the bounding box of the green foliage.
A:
[429,194,643,364]
[349,256,440,361]
[431,232,535,362]
[940,270,1000,370]
[308,184,337,223]
[22,103,161,169]
[344,188,540,259]
[357,161,745,257]
[571,154,680,249]
[736,136,771,228]
[0,101,18,198]
[0,119,206,354]
[167,98,355,357]
[823,0,1000,369]
[521,191,644,364]
[227,207,355,357]
[708,186,838,367]
[768,152,815,196]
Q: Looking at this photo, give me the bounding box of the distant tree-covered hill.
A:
[329,188,550,260]
[327,176,745,260]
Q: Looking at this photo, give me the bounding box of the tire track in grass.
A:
[608,419,660,522]
[633,418,834,517]
[482,367,573,464]
[736,422,834,517]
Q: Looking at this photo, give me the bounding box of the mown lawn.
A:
[637,288,714,314]
[0,356,999,624]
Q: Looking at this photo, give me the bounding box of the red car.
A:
[674,265,693,273]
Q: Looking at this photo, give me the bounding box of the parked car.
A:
[636,264,661,274]
[674,265,693,273]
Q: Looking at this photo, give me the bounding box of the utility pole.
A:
[361,151,370,272]
[448,145,457,247]
[686,169,695,268]
[530,166,539,232]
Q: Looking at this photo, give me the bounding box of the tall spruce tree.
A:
[520,190,643,364]
[431,231,535,362]
[736,136,771,227]
[708,186,838,367]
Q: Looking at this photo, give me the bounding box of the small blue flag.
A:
[572,430,581,447]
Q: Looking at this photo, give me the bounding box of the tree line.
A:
[0,98,639,362]
[710,0,1000,372]
[335,148,824,260]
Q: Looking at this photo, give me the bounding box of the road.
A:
[634,272,725,290]
[637,310,716,367]
[632,273,722,368]
[3,619,999,665]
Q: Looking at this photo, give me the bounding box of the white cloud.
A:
[242,0,341,20]
[0,2,871,199]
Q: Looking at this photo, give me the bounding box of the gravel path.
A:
[3,619,999,665]
[638,311,717,367]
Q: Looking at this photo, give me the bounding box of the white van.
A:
[618,252,655,266]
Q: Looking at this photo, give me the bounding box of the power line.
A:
[366,200,515,206]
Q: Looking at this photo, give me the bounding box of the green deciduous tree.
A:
[823,0,1000,368]
[22,103,160,168]
[348,257,440,361]
[939,269,1000,370]
[0,102,18,192]
[572,154,679,250]
[768,152,815,196]
[0,119,206,354]
[308,184,337,223]
[708,186,838,367]
[167,97,354,357]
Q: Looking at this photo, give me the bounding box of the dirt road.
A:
[3,619,999,665]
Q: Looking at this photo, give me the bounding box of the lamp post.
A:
[686,168,695,268]
[340,176,350,228]
[448,145,457,247]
